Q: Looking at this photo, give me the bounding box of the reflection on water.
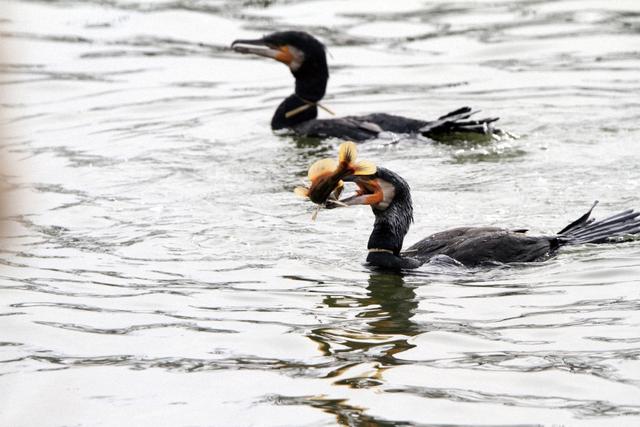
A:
[302,273,421,425]
[1,0,640,425]
[312,273,419,368]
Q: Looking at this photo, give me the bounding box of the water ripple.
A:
[2,0,640,425]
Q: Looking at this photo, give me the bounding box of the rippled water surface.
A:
[2,0,640,425]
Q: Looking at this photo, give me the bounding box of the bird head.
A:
[231,31,327,77]
[338,167,414,253]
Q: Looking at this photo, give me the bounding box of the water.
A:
[1,0,640,425]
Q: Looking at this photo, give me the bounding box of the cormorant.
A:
[231,31,507,142]
[330,167,640,270]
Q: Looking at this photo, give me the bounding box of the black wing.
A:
[405,227,554,266]
[291,108,503,142]
[292,117,381,141]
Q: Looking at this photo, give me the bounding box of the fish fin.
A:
[328,199,348,207]
[332,181,344,199]
[353,160,376,176]
[311,205,320,221]
[308,158,338,180]
[338,141,357,164]
[293,186,310,198]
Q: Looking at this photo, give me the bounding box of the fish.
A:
[295,141,376,219]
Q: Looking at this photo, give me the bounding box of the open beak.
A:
[230,38,293,65]
[334,175,384,207]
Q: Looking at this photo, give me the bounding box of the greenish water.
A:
[1,0,640,425]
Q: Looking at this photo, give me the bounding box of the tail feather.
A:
[437,106,473,120]
[557,200,598,234]
[558,202,640,246]
[568,223,640,245]
[419,106,505,139]
[566,210,639,238]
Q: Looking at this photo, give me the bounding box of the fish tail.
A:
[338,141,357,165]
[352,160,376,176]
[293,187,310,198]
[337,141,376,176]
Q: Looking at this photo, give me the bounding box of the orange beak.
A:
[337,176,384,207]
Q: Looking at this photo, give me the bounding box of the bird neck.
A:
[368,219,406,255]
[366,221,422,270]
[271,66,328,130]
[365,168,417,270]
[294,71,327,102]
[271,94,319,130]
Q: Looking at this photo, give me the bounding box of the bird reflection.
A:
[309,272,422,367]
[364,272,420,337]
[304,273,424,424]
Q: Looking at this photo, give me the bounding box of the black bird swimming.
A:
[231,31,507,142]
[329,167,640,270]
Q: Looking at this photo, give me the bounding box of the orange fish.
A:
[295,141,376,219]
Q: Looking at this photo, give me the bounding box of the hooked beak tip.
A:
[230,38,281,59]
[230,38,265,48]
